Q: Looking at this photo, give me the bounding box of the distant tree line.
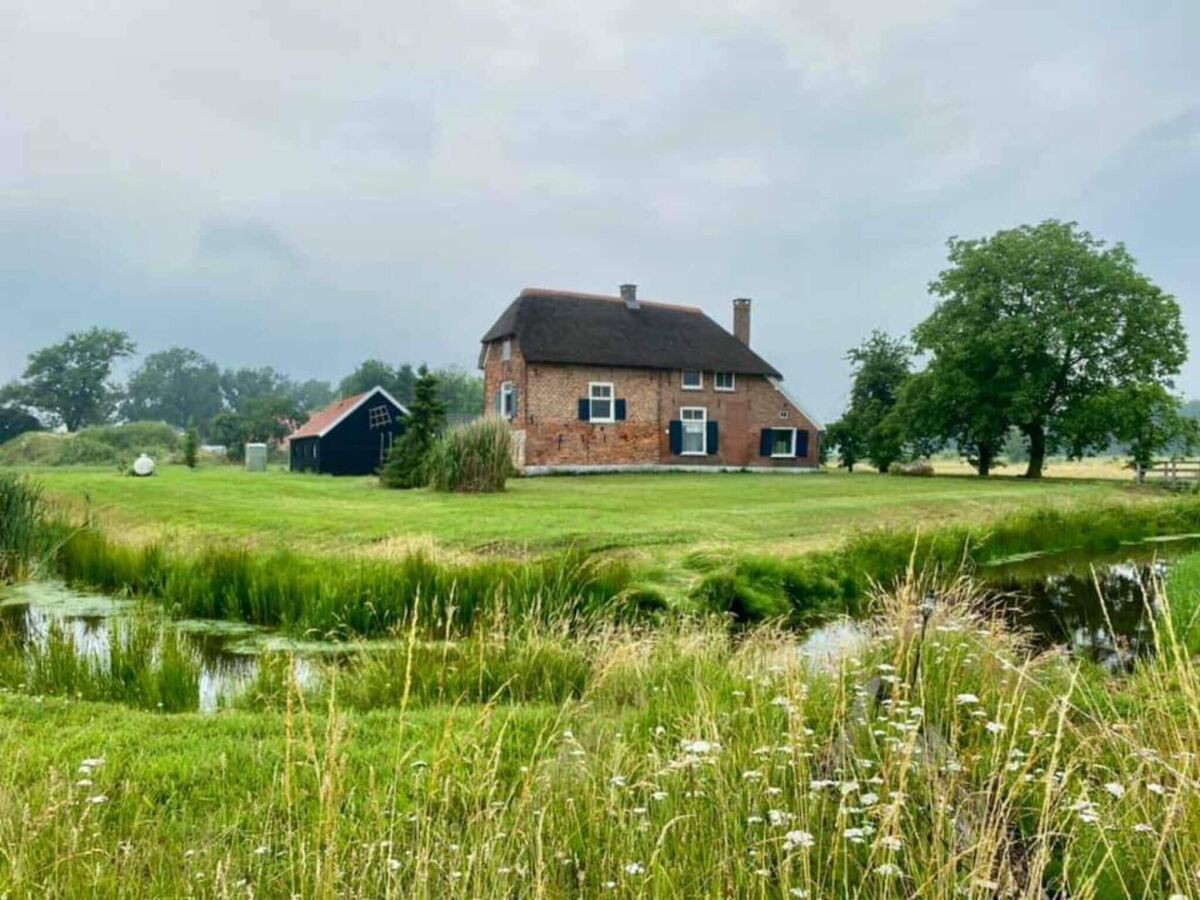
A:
[826,220,1196,477]
[0,335,484,455]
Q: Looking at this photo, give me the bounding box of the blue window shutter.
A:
[760,429,774,457]
[578,398,590,421]
[669,420,682,455]
[512,386,519,419]
[614,399,626,421]
[706,421,719,455]
[796,429,809,458]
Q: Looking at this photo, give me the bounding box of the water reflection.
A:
[982,558,1170,673]
[0,584,316,712]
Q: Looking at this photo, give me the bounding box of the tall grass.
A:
[51,527,660,637]
[0,614,201,712]
[0,472,48,581]
[4,572,1200,896]
[691,497,1200,623]
[426,417,513,493]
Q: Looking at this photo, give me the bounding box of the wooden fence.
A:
[1138,459,1200,484]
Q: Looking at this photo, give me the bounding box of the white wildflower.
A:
[608,775,627,788]
[859,792,879,807]
[985,721,1005,734]
[878,835,903,851]
[955,693,979,705]
[1133,823,1154,834]
[1147,783,1166,796]
[651,790,668,801]
[680,739,717,756]
[623,862,645,876]
[875,863,903,877]
[88,794,108,805]
[782,830,814,850]
[1103,782,1126,799]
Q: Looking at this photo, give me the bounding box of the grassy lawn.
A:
[14,463,1150,560]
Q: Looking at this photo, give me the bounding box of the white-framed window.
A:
[681,406,707,455]
[681,369,703,390]
[500,381,515,419]
[502,338,512,361]
[779,408,790,420]
[367,405,392,429]
[714,371,735,392]
[589,382,614,422]
[771,427,797,458]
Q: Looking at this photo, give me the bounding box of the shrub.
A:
[426,418,513,493]
[887,460,935,476]
[82,422,180,455]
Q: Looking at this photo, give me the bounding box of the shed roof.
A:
[480,288,781,377]
[288,387,407,440]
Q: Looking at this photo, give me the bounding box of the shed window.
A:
[368,405,392,429]
[681,407,707,455]
[714,372,735,391]
[682,370,703,390]
[589,382,614,423]
[502,338,512,361]
[772,427,797,458]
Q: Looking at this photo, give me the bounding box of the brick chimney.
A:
[620,283,639,310]
[733,298,751,345]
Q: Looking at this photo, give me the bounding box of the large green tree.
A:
[338,359,401,400]
[920,221,1186,478]
[826,331,911,472]
[2,328,135,430]
[219,367,294,412]
[122,347,223,431]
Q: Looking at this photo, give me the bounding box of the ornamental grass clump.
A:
[426,417,513,493]
[0,472,48,582]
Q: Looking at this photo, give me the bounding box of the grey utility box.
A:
[244,443,268,473]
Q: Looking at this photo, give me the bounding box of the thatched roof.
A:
[481,288,781,377]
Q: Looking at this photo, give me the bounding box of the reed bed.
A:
[50,526,660,637]
[0,472,48,582]
[0,613,201,712]
[2,571,1198,897]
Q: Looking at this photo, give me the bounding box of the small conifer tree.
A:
[183,425,199,469]
[380,366,446,488]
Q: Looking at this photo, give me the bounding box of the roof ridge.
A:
[519,287,702,314]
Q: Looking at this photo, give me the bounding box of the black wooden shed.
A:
[287,386,408,476]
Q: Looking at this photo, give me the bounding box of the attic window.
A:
[368,405,392,429]
[682,370,703,390]
[502,338,512,361]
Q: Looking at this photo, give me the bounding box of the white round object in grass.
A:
[132,454,156,476]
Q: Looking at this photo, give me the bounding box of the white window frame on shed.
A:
[771,427,798,458]
[588,382,615,423]
[680,406,707,456]
[681,369,703,390]
[367,404,392,429]
[714,371,735,392]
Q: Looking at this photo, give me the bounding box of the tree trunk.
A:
[1024,425,1046,478]
[977,446,992,478]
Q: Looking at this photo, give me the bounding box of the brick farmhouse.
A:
[478,286,822,473]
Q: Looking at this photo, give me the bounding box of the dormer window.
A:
[502,338,512,361]
[682,370,703,390]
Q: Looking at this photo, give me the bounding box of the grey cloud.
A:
[2,0,1199,420]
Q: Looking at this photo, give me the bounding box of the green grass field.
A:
[21,464,1148,560]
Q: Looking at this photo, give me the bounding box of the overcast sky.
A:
[3,1,1198,421]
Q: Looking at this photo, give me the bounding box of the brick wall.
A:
[480,339,820,468]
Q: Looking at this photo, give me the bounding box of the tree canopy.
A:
[917,220,1187,477]
[381,366,447,489]
[826,331,911,472]
[2,328,135,431]
[122,347,223,431]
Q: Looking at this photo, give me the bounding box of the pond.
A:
[0,582,322,712]
[977,535,1200,672]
